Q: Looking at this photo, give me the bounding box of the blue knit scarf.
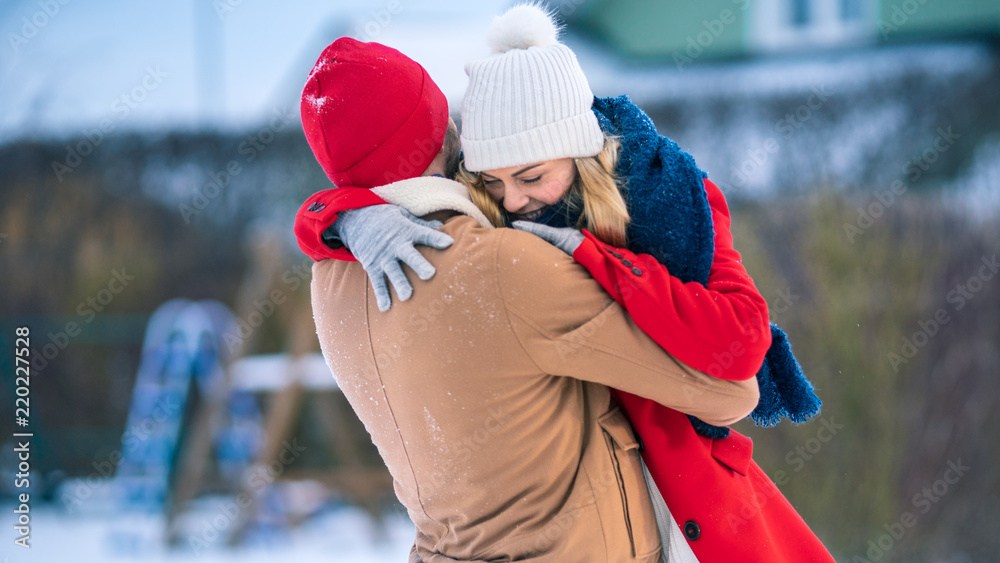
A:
[534,95,821,439]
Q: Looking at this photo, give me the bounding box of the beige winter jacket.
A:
[310,179,759,562]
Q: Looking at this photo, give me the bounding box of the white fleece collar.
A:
[371,176,494,229]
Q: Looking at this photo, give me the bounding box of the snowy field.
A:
[2,491,416,563]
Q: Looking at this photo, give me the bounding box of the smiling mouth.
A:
[512,207,548,221]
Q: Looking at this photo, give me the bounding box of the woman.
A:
[448,5,833,562]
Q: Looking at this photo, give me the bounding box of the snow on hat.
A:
[460,3,604,172]
[301,37,449,189]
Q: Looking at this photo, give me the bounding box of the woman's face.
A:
[480,158,576,221]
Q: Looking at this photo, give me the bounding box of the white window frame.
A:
[749,0,875,53]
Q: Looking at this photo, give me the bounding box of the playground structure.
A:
[110,230,394,548]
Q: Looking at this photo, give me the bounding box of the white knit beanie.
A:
[460,3,604,172]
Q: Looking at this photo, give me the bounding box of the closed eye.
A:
[520,176,542,184]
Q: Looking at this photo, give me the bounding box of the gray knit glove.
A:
[327,204,454,312]
[511,221,585,256]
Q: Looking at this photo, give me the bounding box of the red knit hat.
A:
[301,37,449,189]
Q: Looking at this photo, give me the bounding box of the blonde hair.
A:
[457,136,629,247]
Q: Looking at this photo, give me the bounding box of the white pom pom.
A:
[487,3,561,53]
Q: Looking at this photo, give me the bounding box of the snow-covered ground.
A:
[3,494,415,562]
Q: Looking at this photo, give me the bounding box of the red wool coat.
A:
[293,179,834,562]
[571,179,834,562]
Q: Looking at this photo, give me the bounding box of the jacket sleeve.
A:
[570,178,771,381]
[294,187,388,261]
[497,228,759,427]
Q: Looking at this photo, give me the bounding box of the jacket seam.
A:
[361,278,439,533]
[494,229,548,374]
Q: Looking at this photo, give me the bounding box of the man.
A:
[298,38,759,562]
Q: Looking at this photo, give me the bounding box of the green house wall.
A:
[576,0,748,60]
[877,0,1000,41]
[575,0,999,61]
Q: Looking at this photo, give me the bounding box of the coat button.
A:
[621,259,632,267]
[684,521,700,540]
[631,267,643,276]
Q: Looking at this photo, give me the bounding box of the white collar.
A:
[370,176,494,229]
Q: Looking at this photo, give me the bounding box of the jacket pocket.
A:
[597,406,659,559]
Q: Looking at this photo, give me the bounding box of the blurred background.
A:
[1,0,999,561]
